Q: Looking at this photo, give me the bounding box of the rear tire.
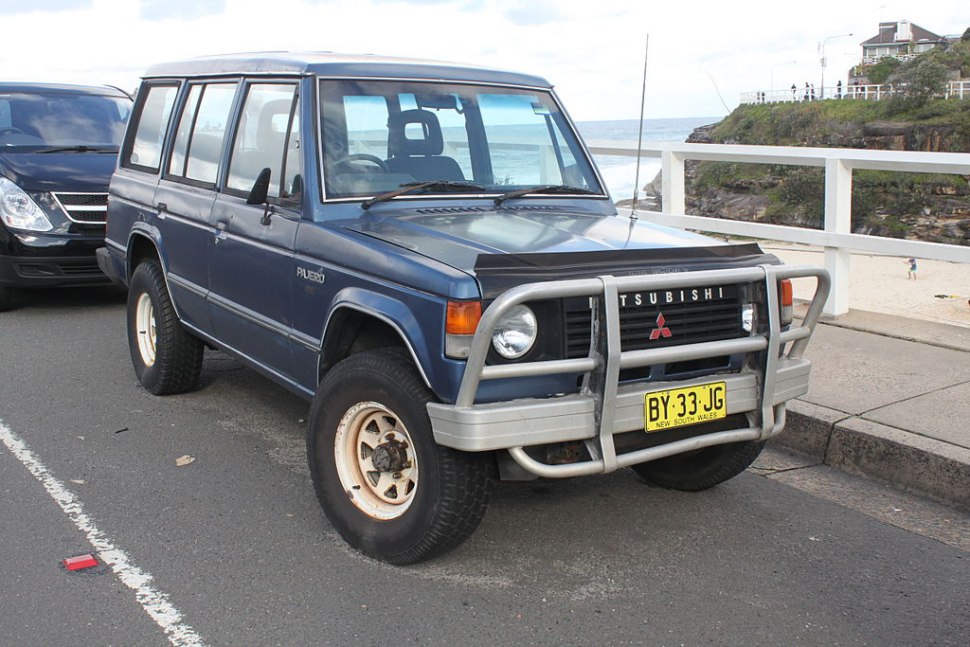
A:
[307,349,493,564]
[631,440,765,491]
[126,260,203,395]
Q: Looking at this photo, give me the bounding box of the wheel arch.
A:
[126,227,165,279]
[318,292,437,392]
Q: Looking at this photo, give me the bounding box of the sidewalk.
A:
[769,305,970,512]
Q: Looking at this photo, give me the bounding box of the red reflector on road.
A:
[63,554,99,571]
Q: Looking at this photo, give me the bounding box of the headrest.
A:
[257,99,293,149]
[387,109,443,157]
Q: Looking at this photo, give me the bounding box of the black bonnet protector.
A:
[473,243,775,299]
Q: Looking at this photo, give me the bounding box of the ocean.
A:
[575,117,718,201]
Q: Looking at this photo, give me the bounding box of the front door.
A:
[207,81,304,380]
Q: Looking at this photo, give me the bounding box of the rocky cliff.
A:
[669,102,970,245]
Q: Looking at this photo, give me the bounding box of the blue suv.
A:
[99,53,829,563]
[0,82,132,310]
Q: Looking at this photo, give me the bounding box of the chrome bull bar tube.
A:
[429,264,830,478]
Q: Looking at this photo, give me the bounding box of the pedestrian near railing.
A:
[741,80,970,105]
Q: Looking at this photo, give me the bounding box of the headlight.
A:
[741,303,755,332]
[491,304,537,359]
[0,177,52,232]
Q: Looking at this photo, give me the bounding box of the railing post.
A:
[661,150,686,215]
[823,157,852,316]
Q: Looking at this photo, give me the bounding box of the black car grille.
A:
[563,284,744,359]
[52,192,108,224]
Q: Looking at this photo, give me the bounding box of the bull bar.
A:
[427,264,831,478]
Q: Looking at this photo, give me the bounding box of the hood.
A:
[346,206,719,271]
[344,205,775,298]
[0,150,117,192]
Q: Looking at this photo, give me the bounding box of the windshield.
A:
[318,79,603,200]
[0,90,132,149]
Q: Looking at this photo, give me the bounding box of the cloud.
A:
[0,0,89,15]
[142,0,225,20]
[503,0,562,26]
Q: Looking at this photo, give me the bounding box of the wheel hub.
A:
[371,437,409,473]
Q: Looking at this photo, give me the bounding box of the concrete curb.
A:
[771,400,970,512]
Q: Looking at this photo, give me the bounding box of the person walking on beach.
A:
[836,80,842,99]
[791,83,797,101]
[905,256,918,279]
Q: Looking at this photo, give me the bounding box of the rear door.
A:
[208,80,303,378]
[154,80,239,332]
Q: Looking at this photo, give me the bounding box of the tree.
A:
[885,57,950,113]
[867,57,901,84]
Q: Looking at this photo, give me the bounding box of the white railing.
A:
[741,80,970,104]
[586,140,970,317]
[861,53,918,66]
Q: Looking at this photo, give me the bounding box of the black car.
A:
[0,82,132,310]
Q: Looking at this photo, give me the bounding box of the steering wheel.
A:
[332,154,388,173]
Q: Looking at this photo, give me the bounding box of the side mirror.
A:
[247,167,271,205]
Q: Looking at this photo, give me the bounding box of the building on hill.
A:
[860,20,947,65]
[849,20,951,85]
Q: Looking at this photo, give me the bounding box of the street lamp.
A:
[819,33,853,99]
[770,60,798,97]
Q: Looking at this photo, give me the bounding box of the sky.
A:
[0,0,966,122]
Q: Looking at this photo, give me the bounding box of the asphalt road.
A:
[1,287,968,647]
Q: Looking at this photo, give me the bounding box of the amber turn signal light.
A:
[446,300,482,335]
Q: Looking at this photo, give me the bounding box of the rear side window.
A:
[167,82,237,186]
[226,82,301,201]
[125,84,178,171]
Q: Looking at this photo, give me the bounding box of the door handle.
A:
[156,202,167,212]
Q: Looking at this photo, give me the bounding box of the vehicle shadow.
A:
[6,285,127,311]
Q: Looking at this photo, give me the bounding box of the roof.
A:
[0,81,130,97]
[142,51,552,88]
[862,21,944,46]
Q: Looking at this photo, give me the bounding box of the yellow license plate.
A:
[644,382,727,432]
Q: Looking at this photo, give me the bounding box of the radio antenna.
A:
[629,35,649,220]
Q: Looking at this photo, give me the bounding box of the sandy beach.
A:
[761,243,970,329]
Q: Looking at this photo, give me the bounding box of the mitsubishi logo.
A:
[649,313,672,340]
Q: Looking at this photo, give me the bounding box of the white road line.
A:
[0,420,206,647]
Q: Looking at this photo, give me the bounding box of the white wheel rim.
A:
[135,293,157,367]
[334,401,419,520]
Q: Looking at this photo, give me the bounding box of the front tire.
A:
[307,349,493,564]
[126,260,203,395]
[631,439,765,491]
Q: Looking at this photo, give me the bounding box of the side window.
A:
[167,82,237,186]
[125,84,178,171]
[226,83,300,200]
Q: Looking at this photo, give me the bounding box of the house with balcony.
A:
[860,20,947,65]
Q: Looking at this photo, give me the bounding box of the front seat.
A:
[384,109,464,182]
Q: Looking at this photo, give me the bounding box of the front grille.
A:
[564,284,744,359]
[52,192,108,224]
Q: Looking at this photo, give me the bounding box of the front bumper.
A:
[0,252,108,288]
[428,264,830,478]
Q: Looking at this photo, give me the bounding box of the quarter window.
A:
[126,84,178,171]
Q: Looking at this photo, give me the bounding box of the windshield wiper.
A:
[361,180,486,210]
[493,184,598,206]
[37,145,117,154]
